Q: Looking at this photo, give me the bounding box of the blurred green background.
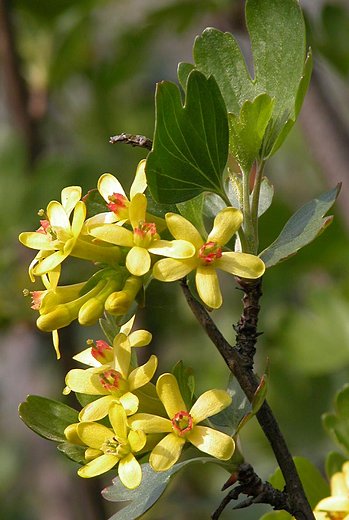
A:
[1,0,349,518]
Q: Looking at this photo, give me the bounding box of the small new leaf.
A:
[146,70,229,204]
[260,184,340,267]
[229,94,274,173]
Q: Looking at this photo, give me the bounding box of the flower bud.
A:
[105,276,142,315]
[64,423,85,446]
[37,304,75,332]
[78,297,105,326]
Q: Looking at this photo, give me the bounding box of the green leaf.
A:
[176,194,207,238]
[269,456,330,508]
[246,0,306,122]
[171,361,195,410]
[19,395,79,442]
[177,62,195,90]
[322,384,349,455]
[209,375,251,435]
[325,451,347,479]
[260,184,340,267]
[228,94,274,172]
[57,442,86,464]
[192,1,308,162]
[193,28,254,115]
[103,458,229,520]
[146,70,229,204]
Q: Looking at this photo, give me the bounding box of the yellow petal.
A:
[207,207,243,245]
[71,201,86,237]
[83,212,117,231]
[187,425,235,460]
[109,402,128,443]
[152,258,196,282]
[196,266,222,309]
[79,395,114,422]
[78,453,118,478]
[128,329,152,347]
[47,202,71,240]
[113,333,131,379]
[217,252,265,279]
[65,367,107,395]
[129,193,147,230]
[331,471,349,496]
[119,391,139,415]
[85,447,103,462]
[150,432,185,472]
[130,159,147,199]
[149,239,195,259]
[156,373,187,418]
[33,250,69,276]
[165,213,203,248]
[128,429,147,452]
[128,413,172,434]
[73,347,100,367]
[19,232,56,250]
[118,453,142,489]
[120,315,136,336]
[126,246,151,276]
[190,389,232,424]
[98,173,126,202]
[77,421,113,449]
[61,186,82,216]
[128,355,158,390]
[90,224,134,247]
[316,496,349,512]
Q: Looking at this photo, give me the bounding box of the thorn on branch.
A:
[109,133,153,150]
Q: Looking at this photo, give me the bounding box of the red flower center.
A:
[107,193,128,216]
[90,340,113,363]
[198,241,222,265]
[99,369,122,391]
[171,411,193,437]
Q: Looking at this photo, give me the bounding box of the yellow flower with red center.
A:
[64,319,156,420]
[128,373,235,472]
[74,403,146,488]
[88,193,195,276]
[84,160,147,228]
[19,186,120,283]
[152,207,265,309]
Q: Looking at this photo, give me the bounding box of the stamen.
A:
[171,410,193,437]
[198,241,222,265]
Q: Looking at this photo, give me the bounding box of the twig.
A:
[180,278,315,520]
[109,133,153,150]
[211,463,291,519]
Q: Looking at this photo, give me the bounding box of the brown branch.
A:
[212,463,291,519]
[109,133,153,150]
[0,0,41,166]
[180,278,315,520]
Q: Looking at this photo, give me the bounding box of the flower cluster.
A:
[19,160,266,489]
[20,160,265,356]
[63,317,235,489]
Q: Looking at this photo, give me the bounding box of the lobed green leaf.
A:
[146,70,229,203]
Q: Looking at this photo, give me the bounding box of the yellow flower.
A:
[19,186,120,282]
[76,403,146,489]
[88,193,195,276]
[72,314,152,367]
[84,160,147,228]
[152,208,265,309]
[314,462,349,520]
[128,373,235,472]
[64,324,157,421]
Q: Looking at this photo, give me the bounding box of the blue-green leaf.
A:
[260,185,340,267]
[103,458,229,520]
[146,70,229,204]
[19,395,78,443]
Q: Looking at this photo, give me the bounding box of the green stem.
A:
[250,160,266,252]
[241,169,255,253]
